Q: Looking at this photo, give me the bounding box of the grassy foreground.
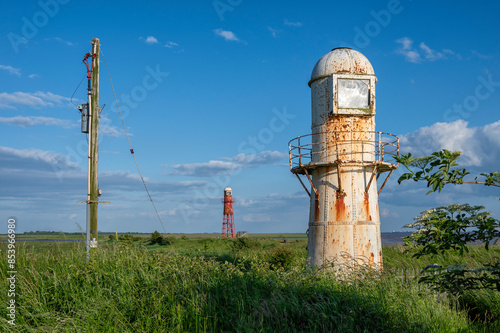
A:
[1,237,499,332]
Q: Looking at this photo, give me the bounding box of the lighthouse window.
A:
[338,79,370,109]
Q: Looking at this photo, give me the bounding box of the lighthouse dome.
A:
[309,47,374,86]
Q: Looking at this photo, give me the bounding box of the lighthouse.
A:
[221,187,235,238]
[288,47,399,271]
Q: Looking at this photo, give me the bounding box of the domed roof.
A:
[309,47,374,86]
[224,187,232,192]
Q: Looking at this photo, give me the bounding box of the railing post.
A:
[298,136,301,166]
[378,132,381,162]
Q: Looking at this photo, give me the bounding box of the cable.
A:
[70,74,86,107]
[100,48,167,235]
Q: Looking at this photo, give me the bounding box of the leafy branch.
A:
[395,149,500,194]
[403,204,500,294]
[397,149,500,295]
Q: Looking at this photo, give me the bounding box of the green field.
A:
[1,235,499,332]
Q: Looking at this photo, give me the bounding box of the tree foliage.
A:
[395,149,500,194]
[396,150,500,295]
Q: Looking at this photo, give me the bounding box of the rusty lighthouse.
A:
[289,48,399,271]
[221,187,235,238]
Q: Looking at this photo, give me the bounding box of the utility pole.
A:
[78,38,108,258]
[88,38,100,250]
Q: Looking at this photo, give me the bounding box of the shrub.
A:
[150,230,163,244]
[268,245,296,269]
[118,234,135,244]
[231,237,260,251]
[161,236,176,245]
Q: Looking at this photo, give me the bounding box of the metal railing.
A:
[288,131,399,172]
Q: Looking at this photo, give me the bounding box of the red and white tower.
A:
[222,187,235,238]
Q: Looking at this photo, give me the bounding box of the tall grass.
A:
[0,238,498,332]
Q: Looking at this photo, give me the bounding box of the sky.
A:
[1,0,500,234]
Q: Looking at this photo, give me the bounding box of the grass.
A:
[1,236,499,332]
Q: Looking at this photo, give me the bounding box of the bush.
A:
[268,245,296,269]
[150,231,163,244]
[118,234,136,244]
[149,231,176,246]
[231,237,260,251]
[161,236,176,245]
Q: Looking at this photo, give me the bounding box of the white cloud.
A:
[395,38,456,63]
[213,29,240,42]
[469,50,492,60]
[28,74,39,79]
[399,119,500,168]
[419,42,446,61]
[0,146,80,171]
[0,91,71,109]
[0,116,75,128]
[99,124,123,137]
[169,160,240,177]
[268,26,278,38]
[140,36,159,44]
[242,213,272,222]
[284,19,302,27]
[229,151,287,165]
[48,37,73,46]
[164,41,179,48]
[167,151,288,177]
[395,37,421,63]
[381,208,400,218]
[0,65,21,77]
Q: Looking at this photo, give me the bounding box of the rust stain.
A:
[362,192,372,221]
[223,194,233,215]
[335,193,346,221]
[314,197,321,223]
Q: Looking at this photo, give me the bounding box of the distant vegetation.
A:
[1,235,499,332]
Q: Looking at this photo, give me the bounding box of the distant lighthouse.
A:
[222,187,235,238]
[288,47,399,271]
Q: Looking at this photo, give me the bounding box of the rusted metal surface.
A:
[288,130,399,173]
[222,187,235,238]
[309,47,375,87]
[292,48,400,272]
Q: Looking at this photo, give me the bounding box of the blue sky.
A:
[1,0,500,234]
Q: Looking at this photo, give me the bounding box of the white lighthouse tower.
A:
[288,47,399,271]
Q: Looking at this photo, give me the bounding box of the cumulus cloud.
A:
[0,146,210,201]
[399,119,500,168]
[99,170,208,194]
[0,65,21,77]
[167,151,288,177]
[284,19,302,27]
[395,38,456,63]
[0,146,80,172]
[140,36,159,44]
[213,29,240,42]
[0,116,75,128]
[0,91,71,109]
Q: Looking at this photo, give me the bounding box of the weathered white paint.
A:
[291,47,399,272]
